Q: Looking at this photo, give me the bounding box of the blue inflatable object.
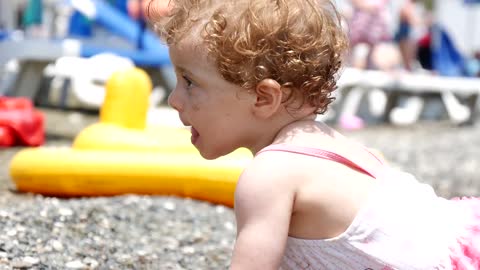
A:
[106,0,128,15]
[69,0,170,67]
[81,44,171,67]
[68,11,93,38]
[431,25,467,77]
[0,31,7,41]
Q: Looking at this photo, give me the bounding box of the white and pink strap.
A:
[256,144,383,179]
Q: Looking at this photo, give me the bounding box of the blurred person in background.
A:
[127,0,170,21]
[394,0,421,71]
[127,0,170,49]
[465,50,480,77]
[127,0,147,49]
[347,0,392,69]
[22,0,45,37]
[415,11,435,71]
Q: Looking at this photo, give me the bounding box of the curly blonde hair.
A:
[148,0,348,114]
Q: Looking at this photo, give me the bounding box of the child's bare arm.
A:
[230,161,295,270]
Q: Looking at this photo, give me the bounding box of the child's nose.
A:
[168,87,183,112]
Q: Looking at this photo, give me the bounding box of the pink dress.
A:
[257,144,480,270]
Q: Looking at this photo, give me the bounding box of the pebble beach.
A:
[1,108,479,269]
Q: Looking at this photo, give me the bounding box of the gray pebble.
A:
[66,260,87,269]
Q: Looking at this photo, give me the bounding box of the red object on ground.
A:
[0,97,45,147]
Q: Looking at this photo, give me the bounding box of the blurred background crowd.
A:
[1,0,479,76]
[336,0,480,77]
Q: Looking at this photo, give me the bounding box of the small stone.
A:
[23,257,40,265]
[163,202,176,211]
[215,205,226,214]
[0,252,6,258]
[221,239,232,247]
[53,222,64,228]
[49,198,59,206]
[182,246,195,254]
[163,237,180,250]
[51,240,63,251]
[39,209,48,218]
[66,260,86,269]
[192,231,207,243]
[83,258,99,269]
[159,262,183,270]
[117,254,133,265]
[58,208,73,216]
[0,211,8,218]
[6,229,16,237]
[136,250,148,257]
[78,213,88,221]
[224,221,235,231]
[136,250,149,264]
[100,218,110,228]
[11,256,39,268]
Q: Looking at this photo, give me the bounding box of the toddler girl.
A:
[146,0,480,269]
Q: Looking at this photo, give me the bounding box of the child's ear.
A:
[252,79,283,118]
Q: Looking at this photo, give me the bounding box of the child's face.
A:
[168,40,256,159]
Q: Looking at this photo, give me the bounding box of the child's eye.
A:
[182,75,194,89]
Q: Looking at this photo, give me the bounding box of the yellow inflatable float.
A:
[9,68,252,207]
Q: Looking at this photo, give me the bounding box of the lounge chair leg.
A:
[382,91,401,124]
[441,92,471,125]
[461,93,479,126]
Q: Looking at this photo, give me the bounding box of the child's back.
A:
[249,121,478,270]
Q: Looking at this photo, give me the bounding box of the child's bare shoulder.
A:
[233,148,336,208]
[234,152,299,210]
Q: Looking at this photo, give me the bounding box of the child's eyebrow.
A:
[174,65,193,76]
[174,65,201,82]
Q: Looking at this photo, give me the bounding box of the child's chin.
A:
[197,148,227,160]
[194,147,213,159]
[199,152,221,160]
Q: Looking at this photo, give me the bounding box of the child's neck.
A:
[249,113,318,155]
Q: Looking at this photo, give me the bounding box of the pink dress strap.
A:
[256,144,383,179]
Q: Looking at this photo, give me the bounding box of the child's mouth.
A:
[191,127,200,145]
